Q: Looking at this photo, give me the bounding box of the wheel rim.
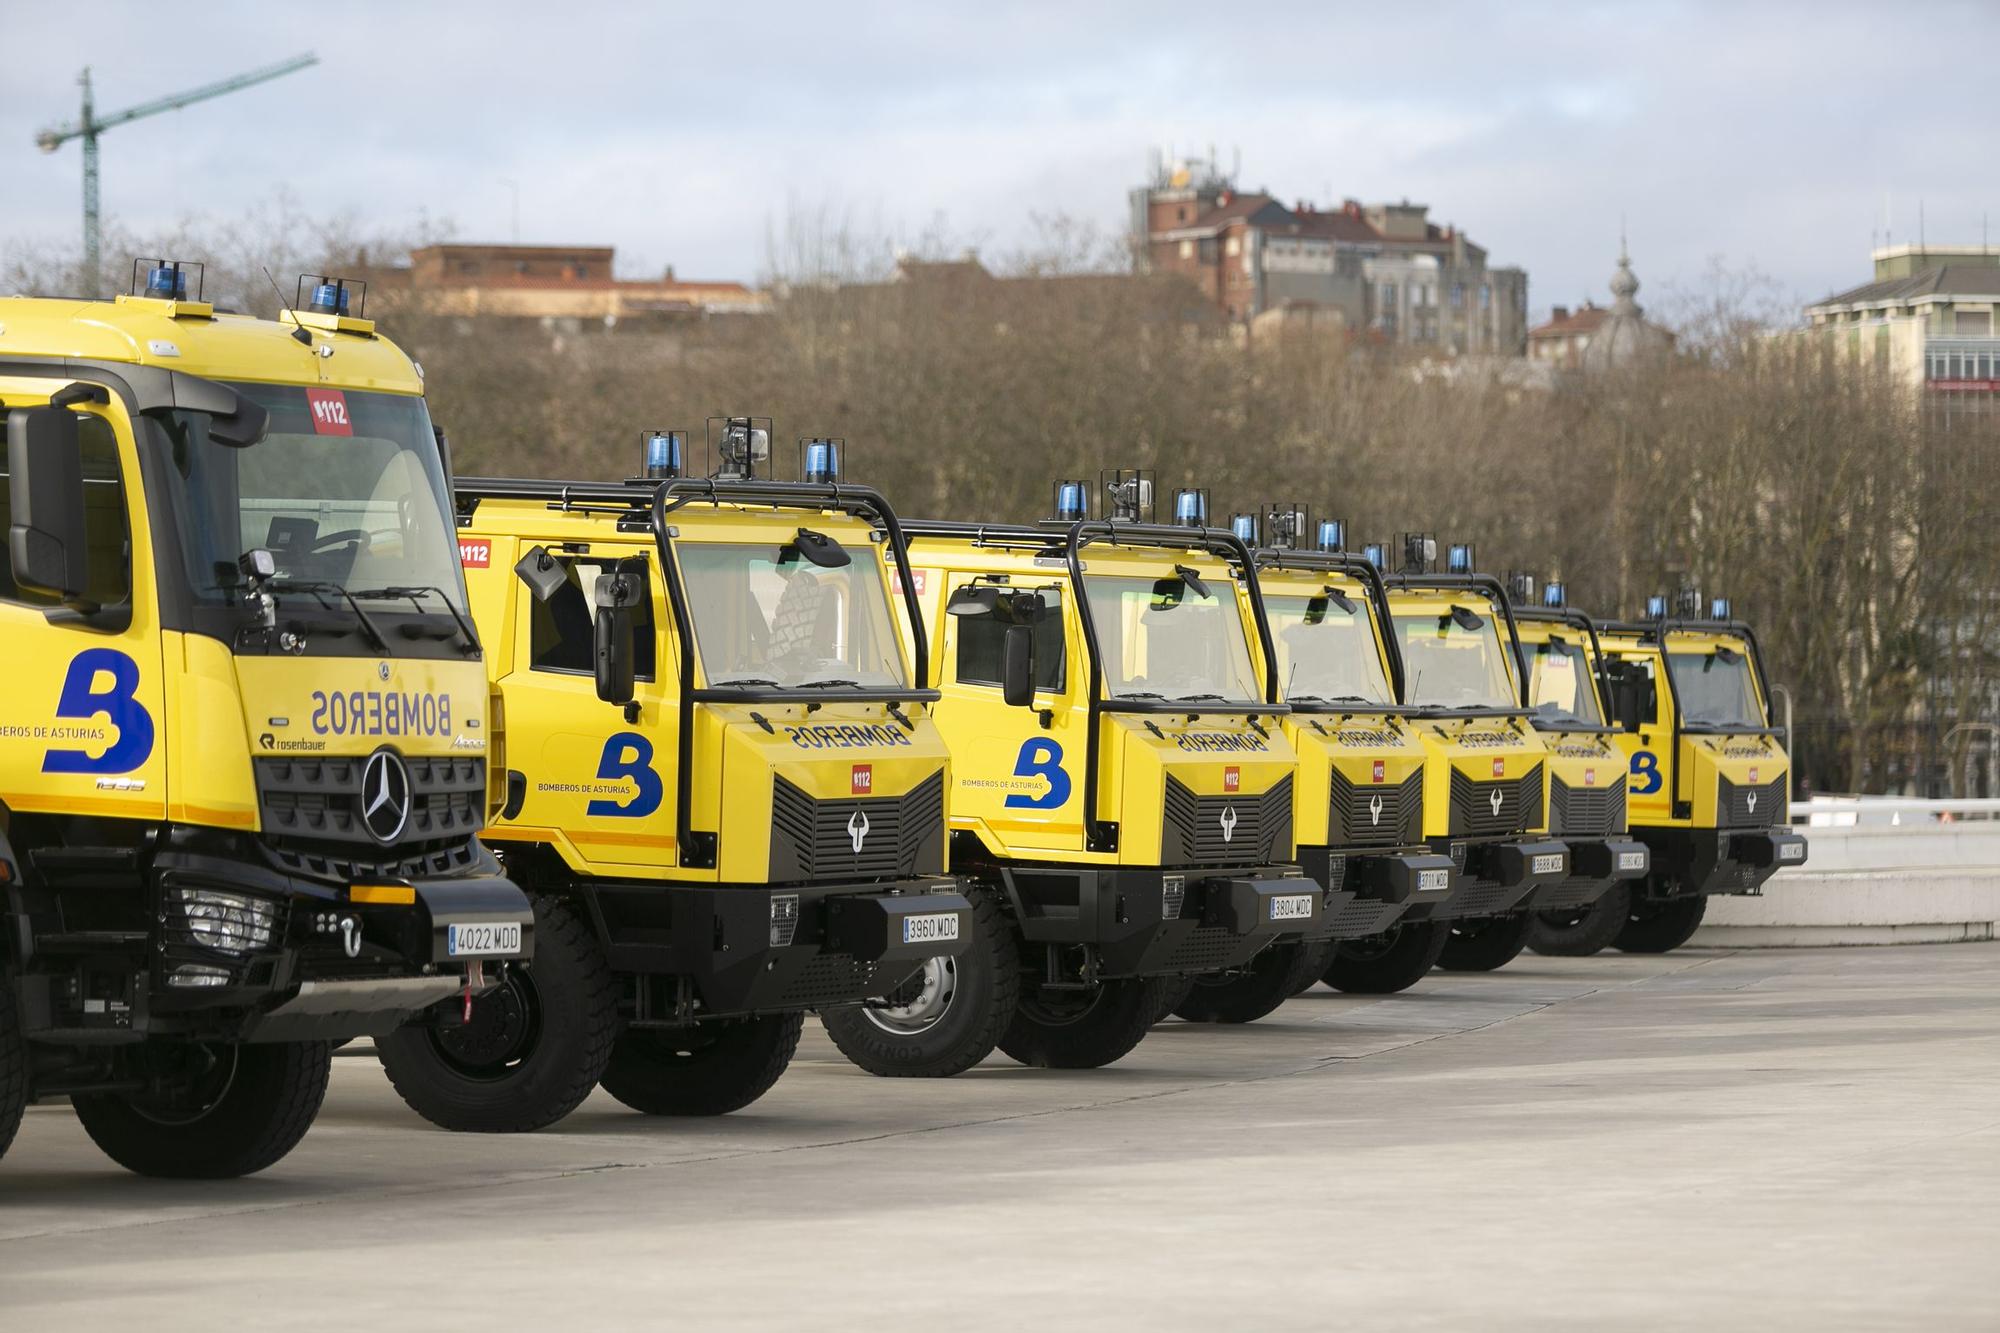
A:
[431,963,542,1078]
[862,956,958,1035]
[126,1044,240,1126]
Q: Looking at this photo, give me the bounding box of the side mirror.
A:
[514,545,569,603]
[1002,624,1036,708]
[593,565,644,706]
[7,406,90,606]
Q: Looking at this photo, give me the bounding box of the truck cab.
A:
[0,266,530,1177]
[1501,578,1652,957]
[1594,595,1808,951]
[1380,546,1573,976]
[822,476,1312,1075]
[389,426,973,1130]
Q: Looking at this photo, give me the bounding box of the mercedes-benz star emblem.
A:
[847,809,871,854]
[1488,788,1504,818]
[361,749,412,844]
[1369,793,1384,827]
[1219,805,1239,843]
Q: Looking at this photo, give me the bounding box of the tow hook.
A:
[463,959,487,1021]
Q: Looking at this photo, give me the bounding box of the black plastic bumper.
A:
[591,879,972,1017]
[1409,837,1570,921]
[1530,838,1650,912]
[1298,846,1456,940]
[997,862,1318,979]
[1634,825,1808,897]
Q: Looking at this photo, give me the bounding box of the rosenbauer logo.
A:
[460,540,491,569]
[852,763,873,796]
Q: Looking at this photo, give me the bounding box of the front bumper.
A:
[997,862,1319,979]
[1529,837,1650,912]
[593,879,973,1017]
[1635,825,1809,897]
[1297,846,1456,940]
[1409,837,1570,921]
[147,847,533,1043]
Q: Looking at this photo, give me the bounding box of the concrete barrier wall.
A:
[1695,816,2000,947]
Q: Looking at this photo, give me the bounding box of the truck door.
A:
[500,544,680,871]
[0,393,168,825]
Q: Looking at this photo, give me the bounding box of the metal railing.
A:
[1795,795,2000,826]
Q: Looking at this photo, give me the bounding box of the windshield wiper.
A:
[1111,690,1168,700]
[1171,692,1230,703]
[794,678,864,689]
[710,675,782,688]
[1289,693,1379,707]
[268,579,391,652]
[357,585,479,654]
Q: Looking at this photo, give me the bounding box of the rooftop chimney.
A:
[1552,305,1569,322]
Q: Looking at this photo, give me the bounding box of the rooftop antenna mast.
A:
[34,52,319,298]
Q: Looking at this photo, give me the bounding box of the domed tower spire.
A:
[1609,224,1641,315]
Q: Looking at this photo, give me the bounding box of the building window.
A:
[1451,283,1465,308]
[1955,310,1993,335]
[1224,236,1240,257]
[1479,286,1492,310]
[1179,240,1194,260]
[1381,281,1397,307]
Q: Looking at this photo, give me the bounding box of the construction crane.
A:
[35,53,319,297]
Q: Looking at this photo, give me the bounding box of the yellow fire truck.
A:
[0,264,529,1176]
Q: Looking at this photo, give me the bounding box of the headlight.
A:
[166,963,234,988]
[175,887,279,955]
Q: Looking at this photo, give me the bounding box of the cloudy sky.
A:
[2,1,1990,320]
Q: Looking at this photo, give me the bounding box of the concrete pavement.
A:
[3,942,1997,1330]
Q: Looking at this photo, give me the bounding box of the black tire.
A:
[0,978,30,1165]
[598,1013,803,1116]
[1615,893,1709,954]
[1173,940,1333,1024]
[820,885,1020,1077]
[998,976,1171,1069]
[1438,913,1535,972]
[376,894,616,1132]
[1321,920,1448,994]
[1528,882,1632,957]
[71,1041,330,1179]
[1149,974,1198,1023]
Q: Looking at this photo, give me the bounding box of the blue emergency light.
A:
[308,282,350,316]
[1316,519,1345,553]
[1362,542,1387,571]
[1230,513,1258,544]
[1446,544,1474,574]
[1543,580,1567,609]
[1173,489,1207,527]
[804,439,841,484]
[145,264,189,299]
[1646,594,1668,618]
[644,430,686,480]
[1710,597,1731,620]
[1054,480,1088,523]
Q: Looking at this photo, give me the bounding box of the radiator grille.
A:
[1717,774,1785,829]
[769,770,946,881]
[1330,767,1424,847]
[1447,763,1543,838]
[1548,778,1626,838]
[1162,775,1293,866]
[254,754,484,881]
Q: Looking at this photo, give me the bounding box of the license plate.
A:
[1417,868,1451,893]
[1268,894,1314,922]
[446,922,522,957]
[1617,851,1647,872]
[902,913,961,945]
[1779,842,1805,861]
[1531,853,1566,876]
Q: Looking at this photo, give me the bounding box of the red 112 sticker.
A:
[305,388,353,437]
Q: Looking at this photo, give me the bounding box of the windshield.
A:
[1668,647,1764,728]
[1265,591,1394,706]
[1083,572,1261,704]
[679,541,908,690]
[153,382,464,610]
[1526,636,1605,725]
[1393,604,1518,708]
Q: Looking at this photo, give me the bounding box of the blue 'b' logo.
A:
[589,731,664,817]
[1629,749,1662,795]
[1004,738,1070,809]
[43,648,154,775]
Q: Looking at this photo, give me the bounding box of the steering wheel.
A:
[308,528,372,557]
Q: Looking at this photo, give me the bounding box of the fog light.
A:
[167,963,233,988]
[174,887,278,955]
[769,893,800,948]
